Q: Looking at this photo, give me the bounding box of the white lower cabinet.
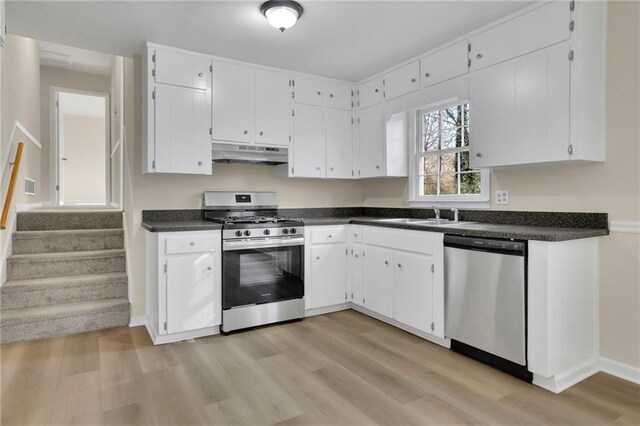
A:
[305,226,348,310]
[146,230,222,344]
[361,245,394,318]
[393,250,434,333]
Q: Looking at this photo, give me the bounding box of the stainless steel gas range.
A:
[203,191,305,333]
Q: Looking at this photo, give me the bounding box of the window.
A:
[409,101,488,205]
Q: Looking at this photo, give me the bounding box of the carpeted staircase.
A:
[0,210,130,344]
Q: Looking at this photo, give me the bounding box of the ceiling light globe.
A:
[260,1,304,32]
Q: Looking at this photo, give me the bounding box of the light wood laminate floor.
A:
[1,310,639,425]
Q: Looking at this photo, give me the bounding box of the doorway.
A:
[52,89,110,205]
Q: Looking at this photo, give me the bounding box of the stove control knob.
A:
[282,228,289,235]
[290,228,297,234]
[263,229,271,235]
[244,230,251,237]
[235,230,242,237]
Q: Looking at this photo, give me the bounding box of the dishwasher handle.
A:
[444,234,526,256]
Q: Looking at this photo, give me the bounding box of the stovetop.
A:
[209,215,303,225]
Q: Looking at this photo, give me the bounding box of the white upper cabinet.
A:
[420,40,469,88]
[383,60,420,100]
[154,86,212,174]
[355,104,384,178]
[293,76,324,106]
[469,1,571,72]
[323,83,352,110]
[211,60,254,144]
[291,104,325,178]
[154,48,211,90]
[325,109,353,179]
[254,69,291,147]
[357,78,384,110]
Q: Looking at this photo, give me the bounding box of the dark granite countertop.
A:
[141,220,222,232]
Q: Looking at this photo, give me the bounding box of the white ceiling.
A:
[59,92,107,118]
[8,1,534,82]
[39,40,115,75]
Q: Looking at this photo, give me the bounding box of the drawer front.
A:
[349,225,363,243]
[310,227,348,244]
[165,233,218,254]
[363,226,439,255]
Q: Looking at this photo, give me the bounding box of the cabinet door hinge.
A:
[383,91,386,98]
[351,170,354,177]
[351,117,354,124]
[291,79,295,87]
[292,109,295,117]
[152,69,156,77]
[292,91,295,99]
[357,100,360,107]
[152,88,156,100]
[363,297,366,304]
[362,251,365,257]
[345,292,347,300]
[570,0,575,11]
[357,117,360,123]
[351,101,354,108]
[431,263,435,273]
[152,52,156,62]
[382,79,386,86]
[467,42,471,52]
[210,64,213,72]
[152,160,156,170]
[164,321,168,331]
[209,127,212,135]
[163,262,167,273]
[291,166,295,175]
[569,20,575,32]
[289,135,291,142]
[568,144,573,156]
[430,322,435,331]
[346,248,348,256]
[468,58,471,68]
[568,50,574,61]
[56,184,60,191]
[351,293,354,299]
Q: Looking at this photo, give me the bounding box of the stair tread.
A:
[13,229,124,239]
[2,272,127,291]
[8,249,125,262]
[1,298,130,325]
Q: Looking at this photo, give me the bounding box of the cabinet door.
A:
[292,104,325,177]
[324,83,352,110]
[310,244,347,308]
[393,250,433,333]
[293,76,323,106]
[254,69,291,147]
[154,48,210,90]
[383,61,420,100]
[211,61,254,143]
[325,109,353,179]
[362,245,394,317]
[420,40,469,88]
[155,85,212,174]
[356,104,384,177]
[357,78,384,110]
[166,253,216,334]
[350,244,364,306]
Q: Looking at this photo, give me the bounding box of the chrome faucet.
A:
[451,208,459,222]
[432,206,440,219]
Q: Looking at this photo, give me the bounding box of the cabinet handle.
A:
[259,131,264,136]
[316,166,321,170]
[330,167,334,171]
[316,256,320,260]
[425,72,430,77]
[476,152,482,158]
[327,234,332,239]
[354,233,358,238]
[376,165,380,169]
[207,266,212,270]
[317,91,321,95]
[197,161,203,166]
[384,260,389,266]
[398,263,402,268]
[476,53,483,59]
[198,72,203,77]
[329,93,334,98]
[190,241,195,246]
[355,254,358,258]
[411,78,416,83]
[374,88,379,93]
[243,130,248,135]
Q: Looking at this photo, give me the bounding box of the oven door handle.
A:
[223,237,305,251]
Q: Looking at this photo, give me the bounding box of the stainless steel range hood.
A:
[212,143,288,165]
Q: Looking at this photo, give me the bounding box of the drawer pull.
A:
[316,256,320,260]
[207,266,212,270]
[384,260,388,266]
[398,263,402,269]
[476,53,483,59]
[411,78,416,83]
[425,72,430,77]
[327,234,332,239]
[198,72,203,77]
[190,241,195,246]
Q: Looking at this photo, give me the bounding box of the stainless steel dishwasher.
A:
[444,234,532,381]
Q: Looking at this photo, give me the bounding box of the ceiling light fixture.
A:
[260,0,304,32]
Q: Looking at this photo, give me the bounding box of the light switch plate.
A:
[496,190,509,205]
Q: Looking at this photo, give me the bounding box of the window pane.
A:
[459,150,473,172]
[439,174,458,195]
[423,112,439,135]
[442,106,463,131]
[422,156,438,175]
[463,103,469,127]
[460,172,482,194]
[439,152,457,175]
[423,131,439,152]
[462,126,469,147]
[422,175,437,195]
[441,126,463,150]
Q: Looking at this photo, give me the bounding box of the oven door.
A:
[222,237,304,310]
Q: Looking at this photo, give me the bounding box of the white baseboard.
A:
[145,322,220,345]
[15,201,48,212]
[129,315,146,327]
[533,358,600,394]
[305,303,350,317]
[599,356,640,384]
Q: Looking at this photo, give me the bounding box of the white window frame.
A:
[408,99,490,208]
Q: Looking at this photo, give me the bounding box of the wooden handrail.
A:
[1,142,24,230]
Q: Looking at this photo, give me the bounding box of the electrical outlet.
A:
[496,190,509,205]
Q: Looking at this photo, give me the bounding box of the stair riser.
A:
[0,308,130,344]
[1,282,128,310]
[12,234,124,254]
[17,212,122,231]
[7,256,125,280]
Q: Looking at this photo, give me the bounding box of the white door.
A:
[420,40,469,88]
[55,91,109,205]
[325,109,353,179]
[211,60,254,143]
[362,245,394,317]
[357,78,384,110]
[293,76,323,106]
[310,244,347,308]
[383,61,420,100]
[154,48,210,90]
[323,83,352,110]
[254,69,291,147]
[350,244,364,306]
[166,253,216,334]
[155,85,211,174]
[292,104,325,178]
[393,250,433,333]
[356,104,384,177]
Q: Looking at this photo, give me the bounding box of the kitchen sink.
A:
[376,218,477,226]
